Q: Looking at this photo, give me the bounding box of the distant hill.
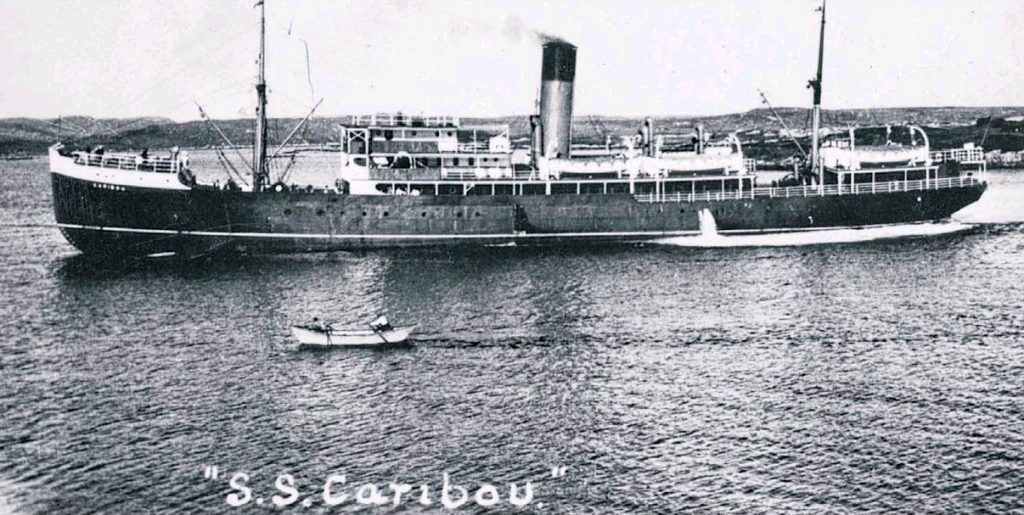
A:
[0,116,174,155]
[3,107,1023,158]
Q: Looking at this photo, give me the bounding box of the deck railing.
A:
[456,142,491,153]
[440,167,515,180]
[72,151,181,173]
[349,114,459,128]
[930,147,984,164]
[633,175,984,203]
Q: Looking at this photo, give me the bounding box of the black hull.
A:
[51,172,987,258]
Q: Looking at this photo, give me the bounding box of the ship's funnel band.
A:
[541,42,577,81]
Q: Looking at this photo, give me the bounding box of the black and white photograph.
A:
[1,0,1023,512]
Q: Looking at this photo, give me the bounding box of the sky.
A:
[1,0,1022,121]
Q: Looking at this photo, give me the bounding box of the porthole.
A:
[383,211,389,217]
[679,208,686,214]
[475,212,481,217]
[316,209,325,216]
[284,209,293,216]
[329,197,338,203]
[362,212,367,217]
[421,212,427,217]
[456,212,463,218]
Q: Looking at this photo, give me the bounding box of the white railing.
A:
[349,113,459,128]
[440,167,515,180]
[457,142,490,153]
[72,151,180,174]
[930,147,985,164]
[633,175,984,203]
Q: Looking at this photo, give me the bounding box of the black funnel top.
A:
[542,41,577,82]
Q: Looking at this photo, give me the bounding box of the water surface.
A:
[1,158,1023,513]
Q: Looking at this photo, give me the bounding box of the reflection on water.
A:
[1,160,1024,513]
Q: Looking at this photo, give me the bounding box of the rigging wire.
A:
[980,109,995,147]
[758,89,807,159]
[868,109,881,127]
[215,146,251,188]
[167,76,256,119]
[279,154,300,184]
[301,39,315,102]
[198,111,251,187]
[266,18,319,106]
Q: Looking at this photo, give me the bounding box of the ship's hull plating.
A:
[51,172,987,257]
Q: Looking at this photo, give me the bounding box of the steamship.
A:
[47,2,987,258]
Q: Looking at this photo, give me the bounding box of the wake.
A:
[653,208,974,248]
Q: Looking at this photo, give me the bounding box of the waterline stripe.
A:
[55,222,946,240]
[56,223,695,239]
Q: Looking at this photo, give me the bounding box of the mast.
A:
[253,0,269,192]
[809,0,826,189]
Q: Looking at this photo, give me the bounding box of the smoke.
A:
[503,14,573,46]
[537,32,574,46]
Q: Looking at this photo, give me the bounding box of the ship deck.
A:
[635,175,986,203]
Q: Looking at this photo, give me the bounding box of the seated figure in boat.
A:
[311,317,332,332]
[370,315,392,332]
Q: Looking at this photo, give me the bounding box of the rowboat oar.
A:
[313,320,334,345]
[369,324,390,345]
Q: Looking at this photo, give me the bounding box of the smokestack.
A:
[539,41,576,159]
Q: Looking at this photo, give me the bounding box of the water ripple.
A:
[2,163,1024,513]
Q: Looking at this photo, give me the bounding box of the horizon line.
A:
[5,105,1024,124]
